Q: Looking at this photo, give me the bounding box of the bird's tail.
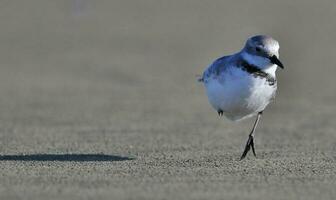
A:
[196,74,204,82]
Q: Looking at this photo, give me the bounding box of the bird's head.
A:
[242,35,284,70]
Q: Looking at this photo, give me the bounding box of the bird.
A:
[199,35,284,160]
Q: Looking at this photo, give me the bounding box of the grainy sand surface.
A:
[0,1,336,199]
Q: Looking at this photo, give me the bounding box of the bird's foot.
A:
[240,135,256,160]
[217,110,223,116]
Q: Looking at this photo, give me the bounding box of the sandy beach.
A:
[0,1,336,199]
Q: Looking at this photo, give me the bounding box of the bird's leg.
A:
[240,111,263,160]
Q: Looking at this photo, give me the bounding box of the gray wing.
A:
[199,55,232,83]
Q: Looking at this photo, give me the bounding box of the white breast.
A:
[204,66,277,121]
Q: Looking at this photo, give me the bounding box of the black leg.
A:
[240,111,263,160]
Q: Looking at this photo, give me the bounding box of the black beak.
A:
[270,55,284,69]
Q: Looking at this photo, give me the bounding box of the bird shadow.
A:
[0,154,134,162]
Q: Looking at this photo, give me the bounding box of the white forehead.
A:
[248,35,280,52]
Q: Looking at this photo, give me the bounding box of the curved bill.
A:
[270,55,284,69]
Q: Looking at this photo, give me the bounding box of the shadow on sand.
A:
[0,154,134,162]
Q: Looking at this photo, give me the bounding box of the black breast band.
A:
[239,60,276,86]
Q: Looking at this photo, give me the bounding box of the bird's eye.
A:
[255,47,261,52]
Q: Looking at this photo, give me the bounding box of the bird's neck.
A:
[240,52,277,76]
